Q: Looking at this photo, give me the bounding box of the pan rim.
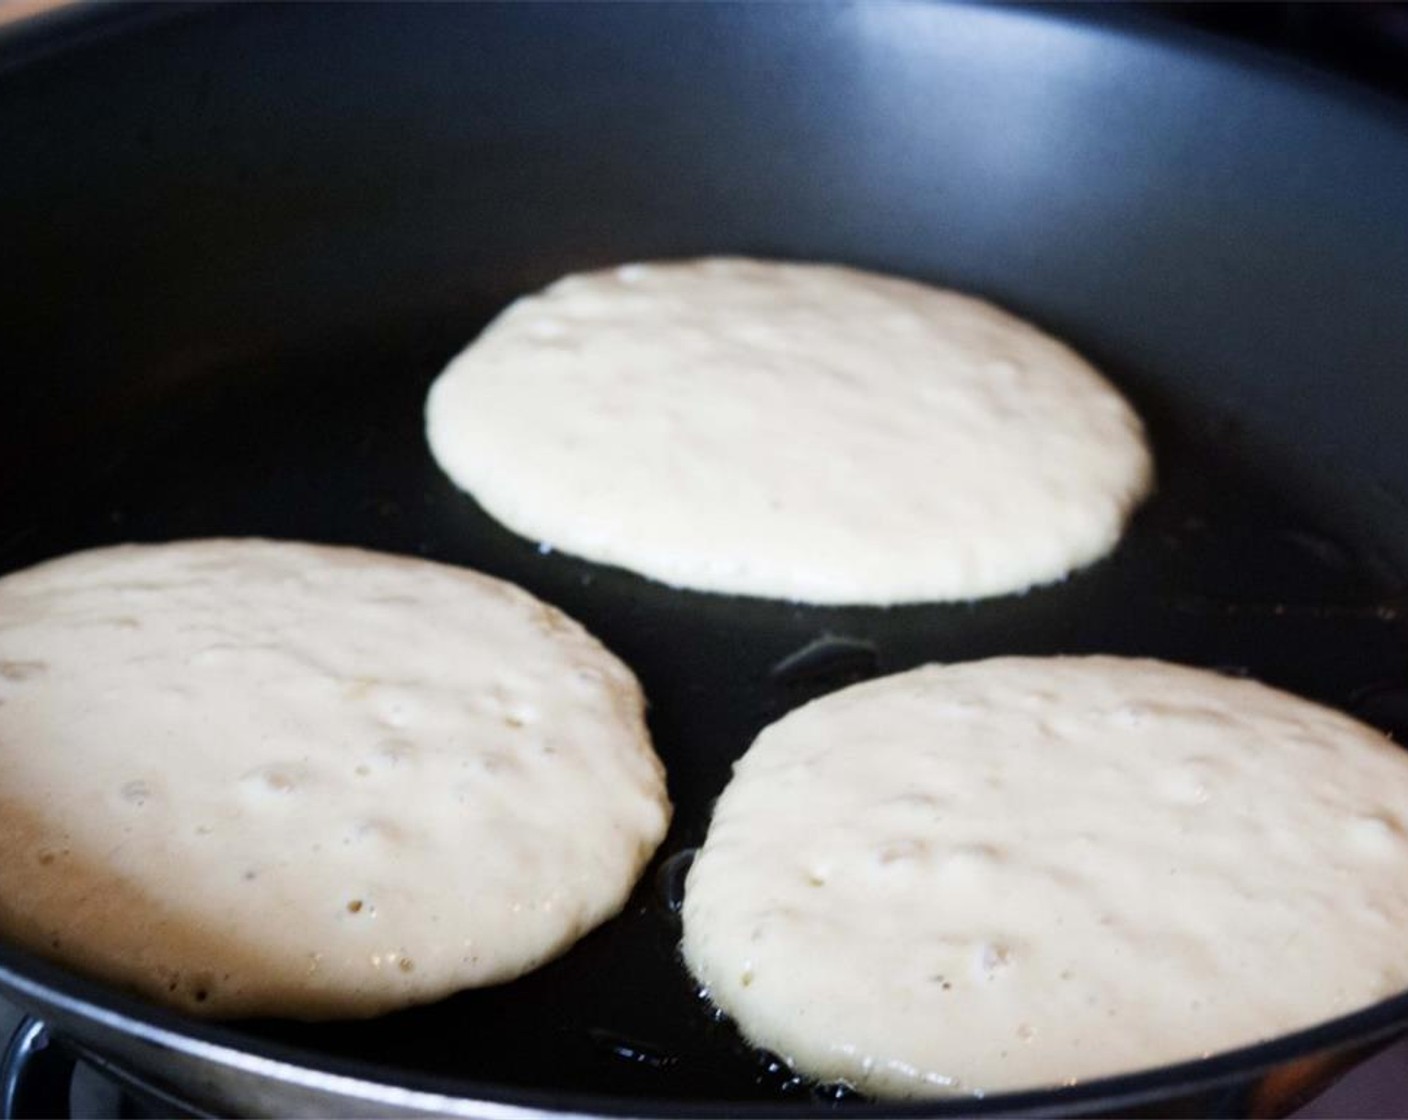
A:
[2,932,1406,1117]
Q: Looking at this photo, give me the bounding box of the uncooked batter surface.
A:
[0,539,670,1019]
[425,258,1152,604]
[681,656,1408,1097]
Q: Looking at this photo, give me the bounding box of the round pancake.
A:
[425,258,1153,604]
[681,656,1408,1097]
[0,539,670,1019]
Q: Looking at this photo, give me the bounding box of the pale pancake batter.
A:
[425,258,1153,604]
[682,656,1408,1097]
[0,539,670,1019]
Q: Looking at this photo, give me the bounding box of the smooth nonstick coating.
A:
[2,3,1408,1116]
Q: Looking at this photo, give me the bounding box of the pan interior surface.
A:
[2,1,1408,1113]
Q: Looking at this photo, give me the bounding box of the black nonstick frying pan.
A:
[4,2,1408,1116]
